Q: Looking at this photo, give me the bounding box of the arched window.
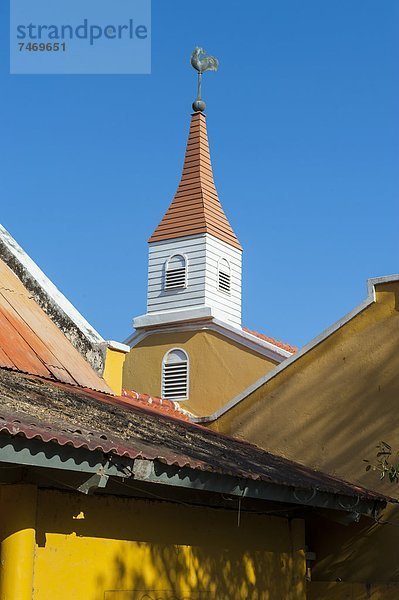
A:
[218,258,231,294]
[162,348,189,400]
[165,254,187,290]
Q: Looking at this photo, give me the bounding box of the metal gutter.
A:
[0,434,389,517]
[133,459,386,519]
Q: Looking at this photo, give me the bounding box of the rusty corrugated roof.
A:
[0,259,111,393]
[149,112,242,250]
[0,367,391,503]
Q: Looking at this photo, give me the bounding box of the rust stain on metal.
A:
[0,367,392,505]
[0,260,111,393]
[149,112,242,249]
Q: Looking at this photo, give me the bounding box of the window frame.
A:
[217,257,232,295]
[164,254,188,291]
[161,347,189,401]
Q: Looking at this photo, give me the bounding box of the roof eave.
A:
[193,273,399,423]
[0,431,389,518]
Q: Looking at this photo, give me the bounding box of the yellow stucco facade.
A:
[209,279,399,595]
[123,329,278,416]
[0,485,307,599]
[103,347,128,396]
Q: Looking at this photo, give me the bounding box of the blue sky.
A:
[1,1,398,347]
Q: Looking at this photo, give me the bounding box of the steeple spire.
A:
[136,49,243,331]
[149,111,241,250]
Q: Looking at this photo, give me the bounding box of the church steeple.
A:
[134,50,243,331]
[149,111,241,250]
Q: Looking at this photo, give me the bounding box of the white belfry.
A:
[134,111,242,331]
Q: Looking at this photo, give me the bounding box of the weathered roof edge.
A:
[0,224,106,373]
[193,274,399,423]
[0,368,393,515]
[125,318,293,362]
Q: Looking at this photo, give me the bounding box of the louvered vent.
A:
[218,258,231,294]
[162,349,189,400]
[165,254,187,290]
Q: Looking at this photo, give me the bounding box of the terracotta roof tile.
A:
[243,327,298,354]
[149,112,242,250]
[121,389,191,421]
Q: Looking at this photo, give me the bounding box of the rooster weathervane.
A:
[190,47,219,112]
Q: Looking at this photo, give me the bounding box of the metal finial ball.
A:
[192,99,206,112]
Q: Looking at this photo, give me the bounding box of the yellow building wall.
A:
[103,348,128,396]
[0,485,37,600]
[213,281,399,593]
[0,485,307,600]
[123,330,277,416]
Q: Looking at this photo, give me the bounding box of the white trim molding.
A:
[126,316,293,363]
[105,340,131,354]
[191,274,399,424]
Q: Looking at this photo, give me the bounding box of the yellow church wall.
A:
[214,281,399,490]
[212,280,399,592]
[103,347,128,396]
[123,329,277,416]
[0,485,307,600]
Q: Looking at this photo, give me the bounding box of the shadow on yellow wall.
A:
[30,490,306,600]
[213,282,399,590]
[95,542,302,600]
[216,284,399,494]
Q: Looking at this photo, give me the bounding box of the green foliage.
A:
[364,442,399,483]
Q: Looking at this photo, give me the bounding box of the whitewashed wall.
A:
[204,235,242,328]
[147,233,242,328]
[148,235,207,313]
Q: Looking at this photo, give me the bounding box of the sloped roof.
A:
[196,274,399,423]
[149,112,242,250]
[243,327,298,354]
[122,388,191,421]
[0,258,111,393]
[0,224,106,373]
[0,367,391,505]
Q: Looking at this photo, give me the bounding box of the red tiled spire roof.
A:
[149,112,242,250]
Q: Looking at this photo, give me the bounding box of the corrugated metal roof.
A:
[0,367,391,503]
[149,112,242,250]
[0,259,111,393]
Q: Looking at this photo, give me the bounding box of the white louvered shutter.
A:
[165,254,187,290]
[218,258,231,294]
[162,349,189,400]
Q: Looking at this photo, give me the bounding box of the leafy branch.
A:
[364,441,399,483]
